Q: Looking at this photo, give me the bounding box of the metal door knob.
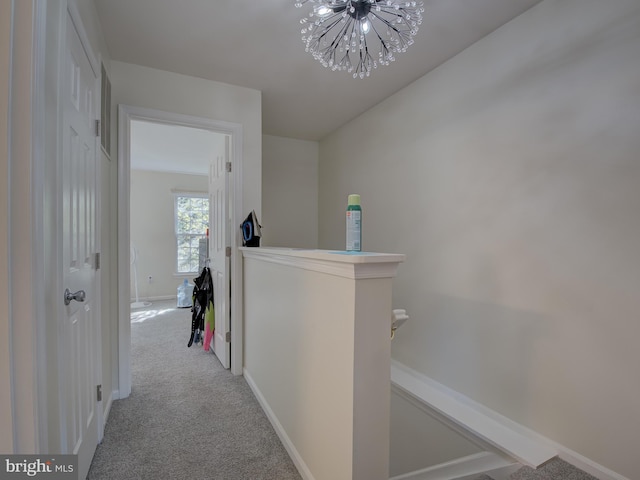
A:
[64,288,86,306]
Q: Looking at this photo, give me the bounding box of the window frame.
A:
[174,192,210,274]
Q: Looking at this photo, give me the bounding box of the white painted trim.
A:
[117,106,132,398]
[391,360,557,469]
[228,124,243,376]
[549,444,630,480]
[391,361,630,480]
[460,463,522,480]
[32,0,48,453]
[93,53,104,446]
[243,368,314,480]
[118,105,245,395]
[130,295,176,303]
[240,247,404,280]
[66,1,98,77]
[390,452,519,480]
[50,0,67,453]
[102,390,114,426]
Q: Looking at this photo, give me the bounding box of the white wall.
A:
[262,135,318,248]
[5,0,39,453]
[110,61,262,225]
[0,0,13,454]
[318,0,640,478]
[130,170,208,299]
[389,389,482,477]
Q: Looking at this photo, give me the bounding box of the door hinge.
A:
[96,385,102,402]
[95,252,100,270]
[225,246,231,257]
[225,331,231,343]
[95,119,100,137]
[225,162,232,173]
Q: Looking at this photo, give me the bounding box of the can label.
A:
[346,211,361,251]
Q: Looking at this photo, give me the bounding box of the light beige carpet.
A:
[473,458,600,480]
[87,300,301,480]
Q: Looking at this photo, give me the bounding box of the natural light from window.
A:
[175,194,209,273]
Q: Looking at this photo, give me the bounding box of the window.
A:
[175,194,209,273]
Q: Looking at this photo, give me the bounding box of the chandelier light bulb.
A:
[314,5,333,16]
[295,0,425,78]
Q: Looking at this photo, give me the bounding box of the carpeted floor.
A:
[87,300,301,480]
[508,458,599,480]
[471,457,600,480]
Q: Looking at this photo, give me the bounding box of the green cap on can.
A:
[348,194,360,206]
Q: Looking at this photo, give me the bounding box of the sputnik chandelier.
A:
[295,0,425,78]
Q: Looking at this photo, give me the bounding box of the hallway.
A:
[87,300,300,480]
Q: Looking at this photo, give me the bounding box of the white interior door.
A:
[209,137,231,368]
[60,11,100,478]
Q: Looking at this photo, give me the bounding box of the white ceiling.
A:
[130,120,225,175]
[95,0,542,141]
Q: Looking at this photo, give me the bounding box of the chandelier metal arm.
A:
[370,14,410,53]
[323,27,349,65]
[307,14,344,52]
[369,22,393,63]
[368,20,386,49]
[318,14,348,43]
[374,3,422,36]
[369,10,409,35]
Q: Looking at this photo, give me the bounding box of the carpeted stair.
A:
[509,458,599,480]
[472,457,600,480]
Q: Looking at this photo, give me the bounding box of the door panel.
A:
[61,11,100,478]
[209,138,231,368]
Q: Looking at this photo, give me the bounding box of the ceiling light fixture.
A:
[295,0,425,79]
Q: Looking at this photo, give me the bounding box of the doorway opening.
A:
[117,105,244,399]
[128,119,222,311]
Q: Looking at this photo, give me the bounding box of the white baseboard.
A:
[390,360,630,480]
[553,447,630,480]
[390,452,519,480]
[243,368,315,480]
[103,390,114,425]
[130,295,175,302]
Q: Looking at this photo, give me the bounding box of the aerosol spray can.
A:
[346,194,362,252]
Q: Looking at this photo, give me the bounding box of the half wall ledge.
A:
[241,246,405,480]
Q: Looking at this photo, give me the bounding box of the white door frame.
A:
[117,105,244,397]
